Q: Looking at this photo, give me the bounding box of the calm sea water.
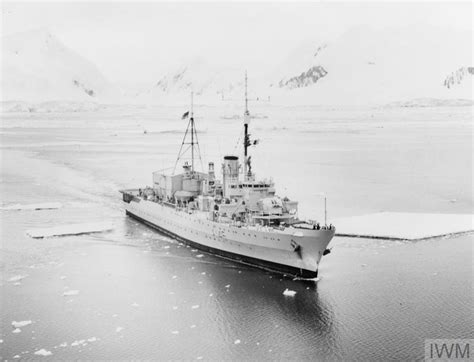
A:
[1,104,472,360]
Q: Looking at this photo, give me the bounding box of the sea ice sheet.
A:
[26,222,114,238]
[333,212,474,240]
[1,202,62,211]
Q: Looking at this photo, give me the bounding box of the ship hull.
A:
[124,198,334,278]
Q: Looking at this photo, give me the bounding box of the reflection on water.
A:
[117,217,339,359]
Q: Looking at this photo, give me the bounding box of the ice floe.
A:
[115,326,124,333]
[12,320,32,328]
[60,276,67,280]
[26,221,114,238]
[283,288,297,297]
[71,339,86,347]
[234,339,241,344]
[12,328,21,333]
[293,276,320,282]
[8,275,27,282]
[34,349,52,356]
[333,212,474,240]
[132,302,139,307]
[196,254,204,258]
[190,325,196,329]
[171,330,179,335]
[1,202,62,211]
[191,305,199,309]
[63,290,79,296]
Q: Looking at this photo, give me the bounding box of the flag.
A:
[181,111,189,120]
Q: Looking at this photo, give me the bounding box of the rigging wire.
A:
[233,128,244,155]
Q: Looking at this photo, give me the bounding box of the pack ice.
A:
[26,221,114,238]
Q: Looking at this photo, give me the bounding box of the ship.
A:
[120,74,335,278]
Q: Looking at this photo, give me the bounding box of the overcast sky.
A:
[2,1,472,85]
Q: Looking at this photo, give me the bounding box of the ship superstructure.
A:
[120,74,335,278]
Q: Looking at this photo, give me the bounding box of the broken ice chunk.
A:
[12,320,32,328]
[34,349,52,356]
[8,275,27,282]
[283,288,297,297]
[63,290,79,296]
[71,340,86,347]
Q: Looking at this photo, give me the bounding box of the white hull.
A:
[124,198,334,277]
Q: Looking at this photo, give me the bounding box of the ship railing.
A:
[162,201,176,209]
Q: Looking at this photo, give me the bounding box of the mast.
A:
[243,71,251,181]
[191,91,194,173]
[173,91,203,175]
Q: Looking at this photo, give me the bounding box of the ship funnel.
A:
[222,155,239,198]
[223,156,239,177]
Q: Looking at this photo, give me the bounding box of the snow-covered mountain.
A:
[3,26,471,107]
[268,26,473,105]
[139,58,247,104]
[1,29,121,103]
[146,26,472,106]
[443,67,474,89]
